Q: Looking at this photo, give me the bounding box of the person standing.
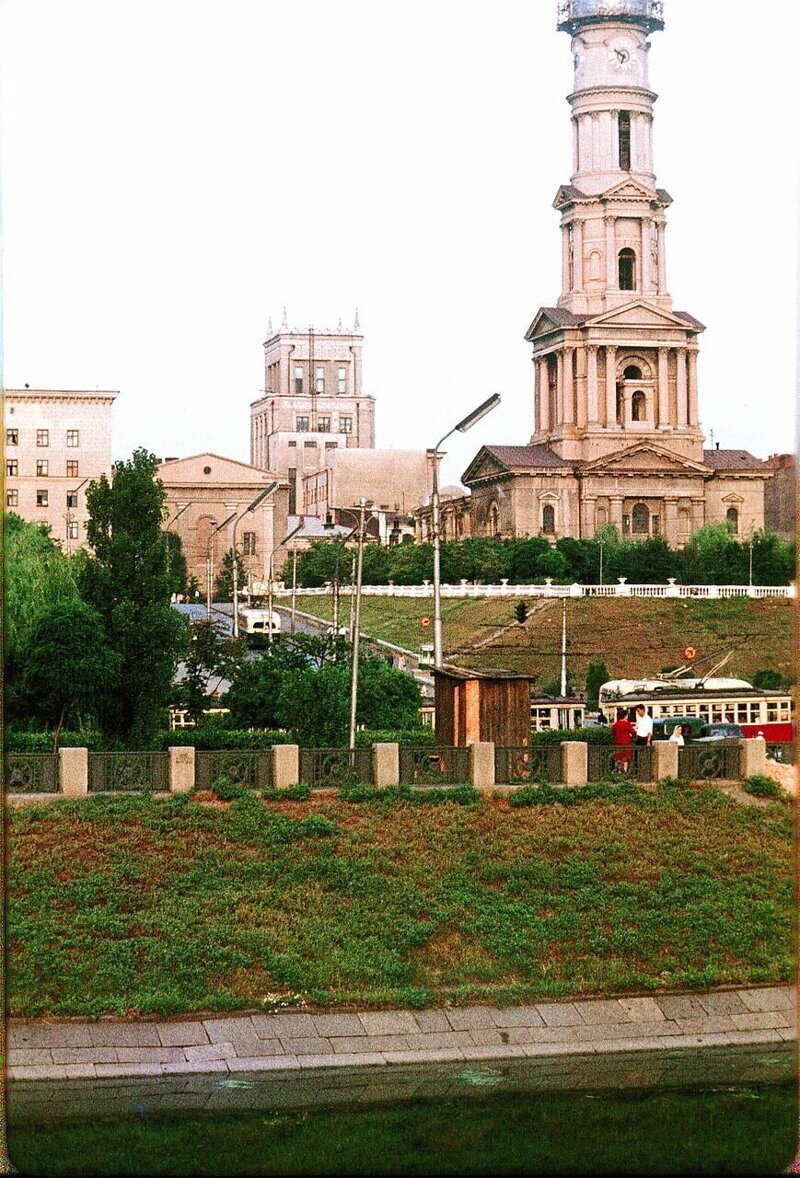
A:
[612,708,637,772]
[634,704,654,747]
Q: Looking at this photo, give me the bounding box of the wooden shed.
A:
[433,668,533,747]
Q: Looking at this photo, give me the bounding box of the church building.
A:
[461,0,770,547]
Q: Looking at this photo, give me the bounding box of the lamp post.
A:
[206,513,236,620]
[598,534,606,586]
[231,482,278,638]
[431,394,501,668]
[266,522,304,646]
[748,530,755,588]
[323,501,372,750]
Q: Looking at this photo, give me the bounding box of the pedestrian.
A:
[611,707,637,772]
[633,704,653,747]
[669,723,685,747]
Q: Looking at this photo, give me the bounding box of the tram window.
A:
[737,704,749,723]
[712,707,723,723]
[767,705,779,723]
[724,709,736,723]
[780,702,790,721]
[699,705,711,720]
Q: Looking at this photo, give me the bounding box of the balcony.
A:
[557,0,665,32]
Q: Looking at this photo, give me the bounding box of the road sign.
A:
[683,646,697,660]
[420,617,431,628]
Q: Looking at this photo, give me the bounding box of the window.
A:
[6,460,18,476]
[622,514,631,534]
[339,417,353,434]
[37,429,49,447]
[315,367,325,393]
[242,532,257,556]
[66,430,79,447]
[36,459,49,476]
[294,365,304,394]
[542,504,555,535]
[338,366,347,393]
[67,521,79,540]
[66,460,79,477]
[36,489,49,507]
[296,416,310,432]
[631,391,646,421]
[618,248,636,290]
[618,111,631,171]
[288,440,297,448]
[726,507,739,534]
[325,441,337,450]
[632,503,649,534]
[6,429,18,446]
[623,364,642,380]
[66,492,78,509]
[304,440,317,449]
[318,416,331,432]
[652,514,661,536]
[288,468,297,515]
[6,489,18,507]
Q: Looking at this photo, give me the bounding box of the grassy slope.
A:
[298,594,793,685]
[7,789,792,1018]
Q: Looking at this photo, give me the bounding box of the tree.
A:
[14,601,121,747]
[164,531,188,597]
[223,634,348,729]
[277,665,351,746]
[79,449,185,746]
[536,549,568,581]
[356,658,423,730]
[174,618,246,724]
[585,661,610,709]
[4,513,80,674]
[214,547,247,601]
[506,538,551,583]
[515,601,529,624]
[753,669,789,691]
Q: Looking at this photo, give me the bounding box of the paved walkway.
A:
[8,985,795,1082]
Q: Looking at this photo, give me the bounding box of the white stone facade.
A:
[4,388,117,550]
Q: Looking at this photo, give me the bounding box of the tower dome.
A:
[557,0,664,34]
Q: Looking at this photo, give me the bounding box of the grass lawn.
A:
[296,595,793,685]
[6,787,793,1019]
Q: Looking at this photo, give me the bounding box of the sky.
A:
[1,0,797,487]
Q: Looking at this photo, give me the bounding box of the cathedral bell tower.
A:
[528,0,705,464]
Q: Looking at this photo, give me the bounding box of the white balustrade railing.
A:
[274,580,794,601]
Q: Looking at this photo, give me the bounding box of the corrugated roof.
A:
[483,445,573,470]
[703,449,768,471]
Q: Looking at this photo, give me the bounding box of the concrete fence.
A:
[4,739,769,798]
[278,580,794,601]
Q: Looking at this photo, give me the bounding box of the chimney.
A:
[715,442,720,451]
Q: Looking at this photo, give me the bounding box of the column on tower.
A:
[556,351,565,425]
[572,117,579,174]
[587,345,600,424]
[592,113,601,170]
[562,226,571,295]
[687,351,699,425]
[641,219,653,292]
[610,109,619,171]
[657,222,667,294]
[573,221,584,292]
[605,345,618,426]
[563,347,575,425]
[537,357,550,434]
[658,347,670,427]
[676,350,688,426]
[605,216,616,289]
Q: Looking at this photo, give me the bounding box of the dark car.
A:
[694,722,744,742]
[652,716,706,741]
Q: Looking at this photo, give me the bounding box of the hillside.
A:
[295,593,793,688]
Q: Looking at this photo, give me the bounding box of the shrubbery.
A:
[530,726,612,747]
[743,774,787,801]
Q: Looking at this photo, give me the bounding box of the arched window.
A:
[488,503,500,537]
[623,365,642,380]
[726,507,739,534]
[618,248,636,290]
[631,391,646,421]
[542,504,556,535]
[618,111,631,171]
[632,503,649,535]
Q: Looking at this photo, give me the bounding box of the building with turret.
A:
[459,0,771,547]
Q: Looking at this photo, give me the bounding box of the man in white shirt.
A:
[633,704,653,746]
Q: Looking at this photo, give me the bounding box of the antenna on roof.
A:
[354,307,360,331]
[281,306,288,330]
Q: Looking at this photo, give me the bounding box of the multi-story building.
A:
[764,454,796,542]
[458,0,771,547]
[3,387,118,550]
[303,447,433,544]
[250,316,375,514]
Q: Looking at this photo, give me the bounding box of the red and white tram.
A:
[598,677,794,742]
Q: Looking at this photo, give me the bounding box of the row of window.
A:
[7,490,80,508]
[293,365,349,396]
[6,460,80,477]
[658,701,791,724]
[295,415,352,433]
[287,440,339,451]
[539,503,739,540]
[6,429,81,447]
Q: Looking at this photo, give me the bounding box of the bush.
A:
[339,784,481,806]
[4,730,107,752]
[354,729,436,748]
[210,775,248,801]
[510,782,647,807]
[261,784,312,802]
[743,774,786,801]
[156,729,293,750]
[529,727,612,747]
[658,776,689,789]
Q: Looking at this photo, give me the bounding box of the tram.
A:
[598,677,793,741]
[237,607,282,647]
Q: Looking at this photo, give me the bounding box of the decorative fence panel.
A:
[495,746,561,785]
[678,742,741,781]
[195,750,272,790]
[88,752,169,792]
[765,743,795,764]
[281,582,793,601]
[588,744,654,783]
[299,748,372,788]
[398,747,471,786]
[4,754,59,794]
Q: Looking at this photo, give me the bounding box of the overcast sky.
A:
[1,0,797,486]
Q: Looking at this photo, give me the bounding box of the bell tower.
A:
[528,0,705,464]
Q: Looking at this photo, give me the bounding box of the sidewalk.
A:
[8,985,796,1082]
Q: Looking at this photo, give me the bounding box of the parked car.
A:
[694,722,744,742]
[652,715,706,741]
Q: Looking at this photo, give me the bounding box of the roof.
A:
[483,445,573,470]
[673,311,706,331]
[538,307,588,327]
[703,449,768,471]
[434,667,533,682]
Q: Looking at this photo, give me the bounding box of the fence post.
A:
[740,737,766,780]
[652,740,678,781]
[272,744,300,789]
[560,742,588,787]
[373,743,400,788]
[59,747,88,798]
[470,742,495,789]
[168,747,195,793]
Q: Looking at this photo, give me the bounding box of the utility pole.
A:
[348,498,367,752]
[560,599,568,697]
[290,544,298,634]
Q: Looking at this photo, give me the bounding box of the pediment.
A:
[461,448,510,484]
[525,309,563,340]
[552,184,587,210]
[585,301,695,331]
[721,493,745,504]
[601,178,659,203]
[158,452,285,487]
[581,443,709,476]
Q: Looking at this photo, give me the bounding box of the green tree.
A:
[175,618,246,724]
[224,634,348,729]
[536,549,568,581]
[277,664,351,746]
[356,658,423,730]
[3,513,80,673]
[753,669,789,691]
[585,661,610,709]
[13,601,121,747]
[79,449,185,746]
[506,538,551,583]
[214,548,247,601]
[164,530,188,596]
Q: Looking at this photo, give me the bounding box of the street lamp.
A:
[206,513,236,620]
[323,501,373,750]
[430,394,501,668]
[266,522,304,645]
[598,533,606,585]
[231,482,278,638]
